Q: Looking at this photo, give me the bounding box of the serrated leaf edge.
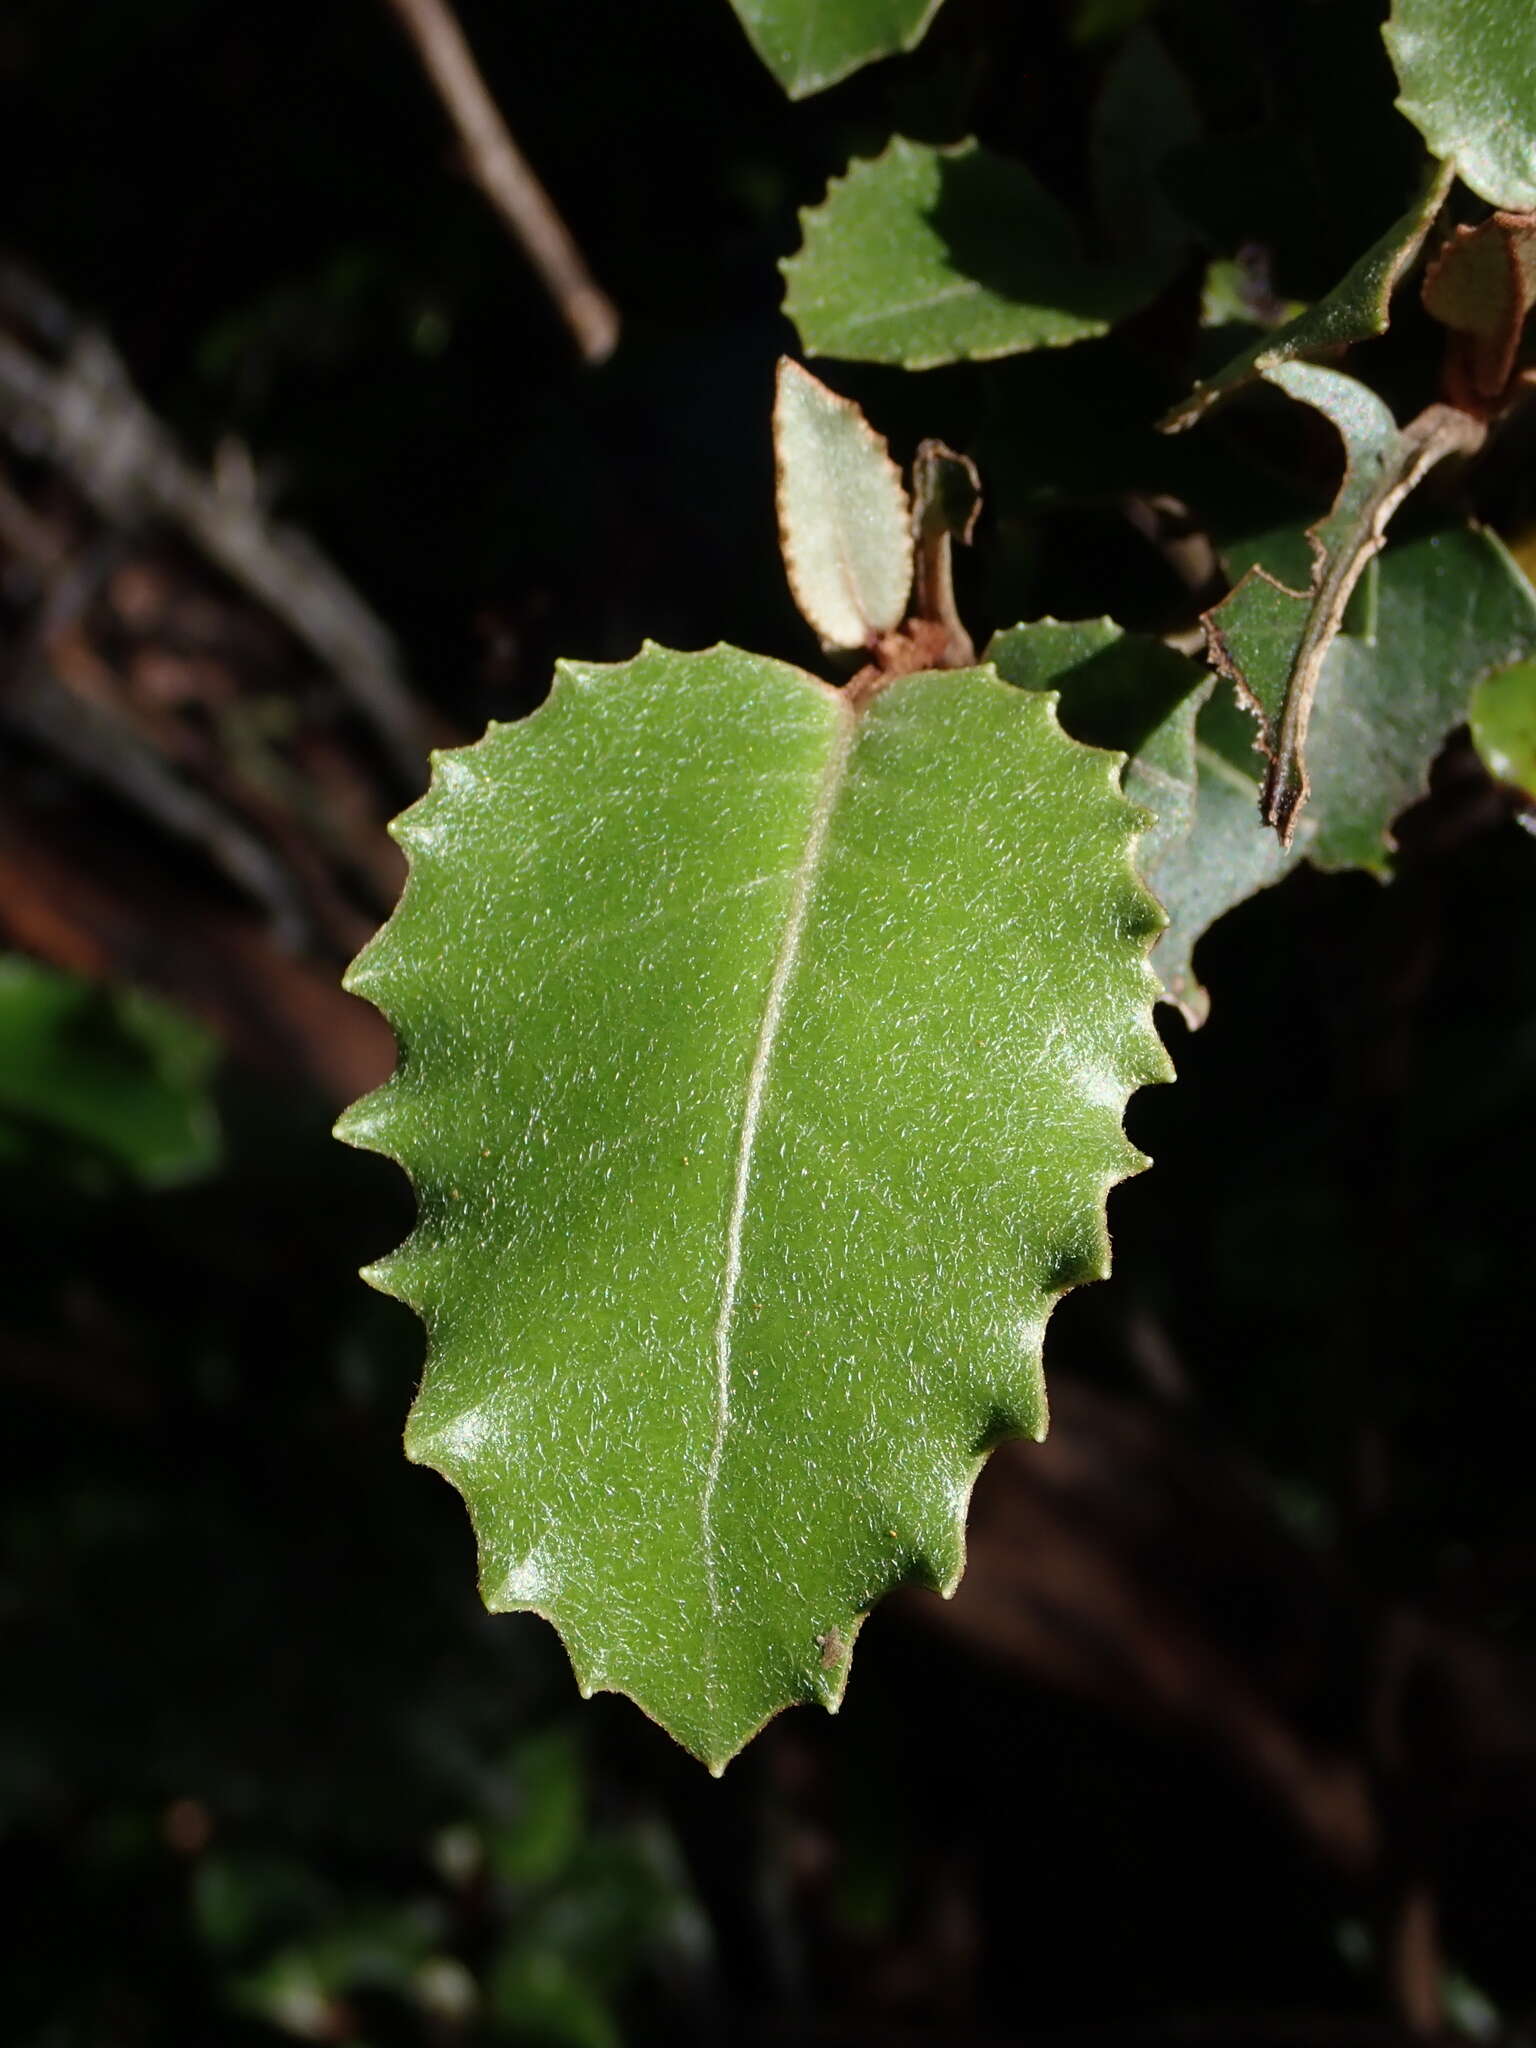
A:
[773,359,914,648]
[734,0,951,99]
[780,137,1117,371]
[336,645,1172,1770]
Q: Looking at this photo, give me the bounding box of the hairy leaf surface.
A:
[774,359,913,650]
[1386,0,1536,211]
[783,139,1149,369]
[337,644,1169,1768]
[725,0,947,97]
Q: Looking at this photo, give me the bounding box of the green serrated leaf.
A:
[1165,162,1453,429]
[774,359,913,650]
[985,619,1291,1023]
[1202,362,1484,841]
[724,0,947,97]
[0,956,221,1185]
[1471,655,1536,798]
[782,138,1150,370]
[1386,0,1536,211]
[337,643,1169,1768]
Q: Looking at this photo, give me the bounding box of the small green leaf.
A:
[1470,656,1536,799]
[986,619,1292,1023]
[724,0,947,97]
[782,138,1150,370]
[0,956,220,1185]
[1386,0,1536,211]
[1165,162,1453,429]
[1202,362,1484,841]
[337,644,1168,1768]
[774,359,912,650]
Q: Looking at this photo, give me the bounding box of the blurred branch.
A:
[0,788,394,1106]
[908,1381,1536,1891]
[0,306,428,784]
[382,0,619,364]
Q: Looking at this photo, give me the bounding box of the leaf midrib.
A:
[701,688,856,1702]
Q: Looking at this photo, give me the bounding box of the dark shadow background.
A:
[3,0,1536,2041]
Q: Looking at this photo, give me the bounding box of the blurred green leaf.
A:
[489,1947,620,2048]
[1470,656,1536,798]
[193,1854,332,1956]
[724,0,948,97]
[0,957,220,1186]
[1071,0,1159,44]
[486,1728,586,1890]
[231,1901,442,2036]
[1386,0,1536,210]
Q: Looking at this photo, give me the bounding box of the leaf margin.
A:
[336,640,1174,1770]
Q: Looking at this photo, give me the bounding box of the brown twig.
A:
[382,0,619,364]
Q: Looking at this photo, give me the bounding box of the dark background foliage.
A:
[3,0,1535,2041]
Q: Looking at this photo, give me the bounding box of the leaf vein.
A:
[701,699,856,1709]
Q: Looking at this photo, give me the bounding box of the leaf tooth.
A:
[331,1078,407,1154]
[405,1394,499,1474]
[359,1244,421,1305]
